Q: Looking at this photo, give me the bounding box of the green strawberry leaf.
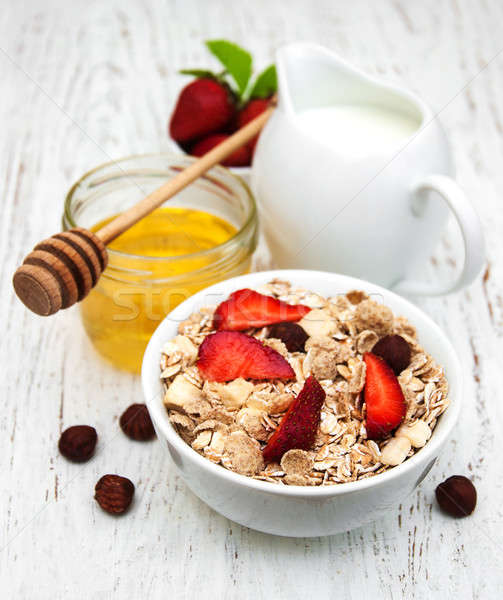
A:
[179,69,218,79]
[205,40,252,96]
[249,64,277,99]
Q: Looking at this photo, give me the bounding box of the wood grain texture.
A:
[1,0,502,598]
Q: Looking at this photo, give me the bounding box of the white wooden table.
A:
[1,1,502,597]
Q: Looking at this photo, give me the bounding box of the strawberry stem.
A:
[178,40,278,108]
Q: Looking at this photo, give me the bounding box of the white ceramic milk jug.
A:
[251,43,484,295]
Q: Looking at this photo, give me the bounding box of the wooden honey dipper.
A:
[13,98,276,316]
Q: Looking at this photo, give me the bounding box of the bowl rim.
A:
[142,269,462,498]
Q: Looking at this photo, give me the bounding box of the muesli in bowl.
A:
[160,280,449,486]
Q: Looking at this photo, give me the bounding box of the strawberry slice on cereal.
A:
[262,376,326,464]
[213,288,311,331]
[363,352,407,440]
[197,331,295,382]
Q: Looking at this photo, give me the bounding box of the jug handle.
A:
[393,175,485,296]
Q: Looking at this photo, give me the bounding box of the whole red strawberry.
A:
[169,78,235,144]
[197,330,295,382]
[191,133,251,167]
[213,288,311,331]
[363,352,407,440]
[262,376,326,464]
[236,98,270,152]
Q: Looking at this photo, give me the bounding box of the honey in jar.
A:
[64,154,257,372]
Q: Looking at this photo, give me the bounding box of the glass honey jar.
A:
[63,154,258,372]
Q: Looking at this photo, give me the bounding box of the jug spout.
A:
[276,42,425,122]
[276,42,367,114]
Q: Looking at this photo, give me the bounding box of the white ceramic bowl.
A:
[142,270,462,537]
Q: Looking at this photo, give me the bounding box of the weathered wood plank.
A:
[1,0,502,598]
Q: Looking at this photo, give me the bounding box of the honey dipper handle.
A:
[13,97,275,317]
[96,99,276,245]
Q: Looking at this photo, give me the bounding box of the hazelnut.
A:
[298,309,338,337]
[58,425,97,462]
[435,475,477,517]
[119,404,155,441]
[267,322,308,352]
[372,334,411,375]
[380,436,411,466]
[94,474,135,515]
[396,420,431,448]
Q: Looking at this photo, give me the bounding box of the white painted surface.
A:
[0,1,502,598]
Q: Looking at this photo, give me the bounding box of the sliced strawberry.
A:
[213,288,311,331]
[197,331,295,382]
[191,134,251,167]
[236,98,270,153]
[169,78,235,144]
[363,352,407,440]
[262,376,325,464]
